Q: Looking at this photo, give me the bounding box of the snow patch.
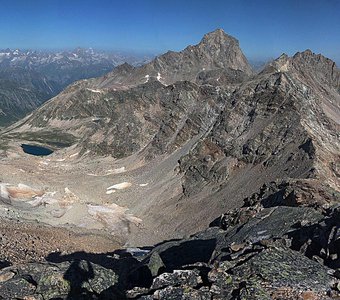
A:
[86,88,103,93]
[107,182,132,190]
[112,167,126,174]
[69,152,79,158]
[106,190,116,195]
[87,203,142,233]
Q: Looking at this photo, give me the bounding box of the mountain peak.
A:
[201,28,238,46]
[117,62,134,69]
[292,49,335,63]
[92,29,253,88]
[291,49,340,89]
[194,29,252,75]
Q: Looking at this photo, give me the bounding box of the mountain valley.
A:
[0,29,339,299]
[0,48,152,126]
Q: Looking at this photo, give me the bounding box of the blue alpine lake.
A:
[21,144,54,156]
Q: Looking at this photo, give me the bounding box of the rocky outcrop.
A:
[92,29,253,89]
[0,260,118,299]
[0,186,339,299]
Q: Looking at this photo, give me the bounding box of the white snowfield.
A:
[87,203,142,234]
[86,88,103,93]
[106,190,116,195]
[106,182,132,190]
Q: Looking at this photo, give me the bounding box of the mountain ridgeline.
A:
[0,29,339,299]
[5,30,340,229]
[0,48,152,126]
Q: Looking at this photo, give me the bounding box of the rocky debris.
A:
[123,205,339,299]
[2,30,339,244]
[242,179,339,209]
[0,260,117,299]
[0,217,120,264]
[0,192,339,299]
[0,29,339,298]
[210,178,339,229]
[1,184,335,297]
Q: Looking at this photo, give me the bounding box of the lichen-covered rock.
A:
[121,204,339,300]
[152,286,211,300]
[232,246,335,298]
[0,260,117,299]
[151,269,202,290]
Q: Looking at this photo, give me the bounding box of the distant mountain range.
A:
[0,48,153,126]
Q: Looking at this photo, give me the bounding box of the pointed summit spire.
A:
[201,28,237,45]
[195,29,252,75]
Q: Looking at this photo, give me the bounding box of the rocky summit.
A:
[0,29,339,299]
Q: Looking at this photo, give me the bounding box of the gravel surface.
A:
[0,217,120,264]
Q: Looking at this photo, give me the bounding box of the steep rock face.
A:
[266,50,340,188]
[178,51,340,212]
[5,29,251,159]
[179,72,315,195]
[92,29,253,89]
[11,81,226,159]
[291,50,340,89]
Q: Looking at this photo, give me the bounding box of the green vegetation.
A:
[5,130,77,149]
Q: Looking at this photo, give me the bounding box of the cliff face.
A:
[92,29,253,89]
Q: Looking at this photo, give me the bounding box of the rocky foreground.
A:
[0,179,339,299]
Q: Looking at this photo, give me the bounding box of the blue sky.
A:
[0,0,339,62]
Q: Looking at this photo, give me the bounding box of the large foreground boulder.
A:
[0,202,339,299]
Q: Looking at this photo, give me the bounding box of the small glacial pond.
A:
[21,144,54,156]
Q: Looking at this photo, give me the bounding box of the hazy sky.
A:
[0,0,339,62]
